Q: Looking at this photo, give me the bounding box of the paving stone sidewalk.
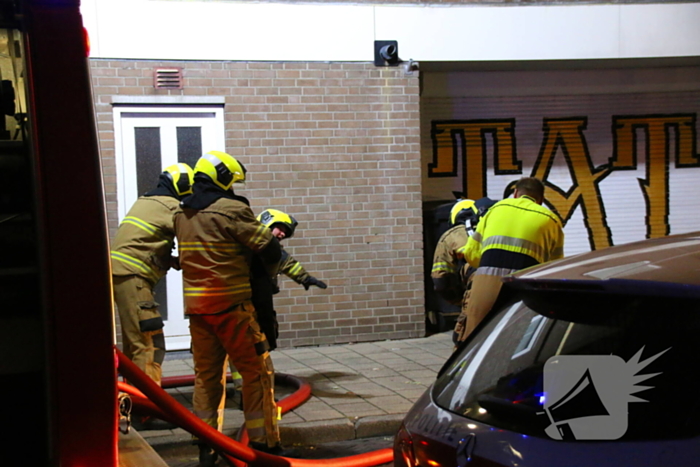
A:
[142,331,454,448]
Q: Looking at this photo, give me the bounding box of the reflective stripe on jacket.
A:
[174,197,274,315]
[279,248,309,284]
[431,225,468,278]
[110,196,179,284]
[462,195,564,272]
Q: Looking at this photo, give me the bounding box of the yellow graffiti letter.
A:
[429,120,520,200]
[533,118,612,250]
[612,114,698,238]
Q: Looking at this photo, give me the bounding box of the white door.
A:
[114,106,225,350]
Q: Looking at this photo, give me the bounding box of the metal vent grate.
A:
[153,67,183,89]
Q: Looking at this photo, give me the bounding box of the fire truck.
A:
[0,0,118,464]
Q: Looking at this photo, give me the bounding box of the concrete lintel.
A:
[111,96,225,106]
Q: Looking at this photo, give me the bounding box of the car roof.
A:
[509,231,700,287]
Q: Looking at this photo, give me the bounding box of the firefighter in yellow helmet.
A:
[173,151,285,465]
[259,209,328,291]
[455,177,564,344]
[227,208,327,405]
[432,200,476,302]
[445,197,497,344]
[111,162,194,387]
[431,199,478,338]
[253,208,327,348]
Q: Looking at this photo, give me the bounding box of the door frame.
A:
[112,99,226,350]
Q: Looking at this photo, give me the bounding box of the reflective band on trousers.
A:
[194,408,224,430]
[245,411,266,438]
[110,251,158,282]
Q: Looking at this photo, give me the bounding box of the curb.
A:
[280,414,404,445]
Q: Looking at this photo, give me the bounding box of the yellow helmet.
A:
[257,209,298,238]
[449,199,476,226]
[163,163,194,197]
[194,151,246,190]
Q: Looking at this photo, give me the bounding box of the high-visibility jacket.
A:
[174,197,275,315]
[111,195,179,285]
[462,195,564,275]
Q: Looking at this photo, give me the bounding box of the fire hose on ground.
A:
[116,348,394,467]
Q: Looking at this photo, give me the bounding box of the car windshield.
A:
[433,293,700,440]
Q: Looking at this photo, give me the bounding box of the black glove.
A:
[303,276,327,290]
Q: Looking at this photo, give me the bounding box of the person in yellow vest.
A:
[455,177,564,343]
[173,151,285,466]
[111,163,194,386]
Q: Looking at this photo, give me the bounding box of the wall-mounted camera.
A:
[374,40,401,67]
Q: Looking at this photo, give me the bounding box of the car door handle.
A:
[456,432,476,466]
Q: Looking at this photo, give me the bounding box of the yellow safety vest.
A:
[461,195,564,275]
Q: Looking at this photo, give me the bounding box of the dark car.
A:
[395,232,700,467]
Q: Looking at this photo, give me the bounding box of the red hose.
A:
[161,373,313,416]
[118,348,289,466]
[118,381,145,398]
[116,347,393,467]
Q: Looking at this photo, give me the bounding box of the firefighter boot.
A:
[198,444,218,467]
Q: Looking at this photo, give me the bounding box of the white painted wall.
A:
[80,0,700,62]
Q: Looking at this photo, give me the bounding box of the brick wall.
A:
[90,60,425,348]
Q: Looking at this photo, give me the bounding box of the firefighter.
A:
[252,208,328,348]
[229,209,327,397]
[111,163,194,386]
[455,177,564,343]
[431,199,476,308]
[260,209,328,293]
[173,151,285,466]
[431,198,496,344]
[456,197,498,342]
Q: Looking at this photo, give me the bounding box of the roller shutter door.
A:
[421,64,700,256]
